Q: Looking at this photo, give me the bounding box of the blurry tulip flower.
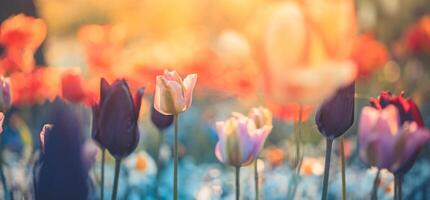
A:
[351,33,389,78]
[154,70,197,115]
[92,78,143,159]
[249,107,272,129]
[316,82,355,140]
[61,70,88,104]
[264,0,357,106]
[34,100,90,200]
[150,106,173,131]
[404,15,430,54]
[370,91,424,127]
[358,105,430,174]
[0,14,47,74]
[215,112,272,167]
[0,76,12,112]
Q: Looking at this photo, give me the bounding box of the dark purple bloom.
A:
[150,105,173,131]
[35,100,90,200]
[370,91,424,127]
[92,78,144,159]
[315,82,355,140]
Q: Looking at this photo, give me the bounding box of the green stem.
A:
[0,162,9,200]
[394,175,402,200]
[156,131,164,200]
[254,160,259,200]
[174,114,179,200]
[101,148,105,200]
[321,139,333,200]
[236,166,240,200]
[340,137,346,200]
[294,105,304,171]
[111,159,121,200]
[371,169,380,200]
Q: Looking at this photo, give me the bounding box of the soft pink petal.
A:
[183,74,197,110]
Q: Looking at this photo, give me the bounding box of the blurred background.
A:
[1,0,430,199]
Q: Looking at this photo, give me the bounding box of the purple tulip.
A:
[35,100,90,200]
[92,78,144,159]
[315,82,355,139]
[358,105,430,174]
[150,105,173,131]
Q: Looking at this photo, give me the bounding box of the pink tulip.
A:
[154,70,197,115]
[215,112,272,167]
[358,105,430,174]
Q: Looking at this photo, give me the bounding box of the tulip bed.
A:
[1,0,430,200]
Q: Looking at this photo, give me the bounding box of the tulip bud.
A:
[315,82,355,139]
[248,107,272,129]
[154,70,197,115]
[150,106,173,131]
[358,106,430,174]
[0,76,12,112]
[215,113,272,167]
[370,91,424,127]
[92,78,143,159]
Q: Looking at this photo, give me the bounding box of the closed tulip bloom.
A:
[0,76,12,112]
[150,106,173,131]
[315,82,355,139]
[358,105,430,174]
[248,107,272,129]
[154,70,197,115]
[92,78,144,159]
[370,91,424,127]
[215,113,272,167]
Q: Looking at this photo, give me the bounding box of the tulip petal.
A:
[134,87,145,119]
[183,74,197,110]
[154,76,185,115]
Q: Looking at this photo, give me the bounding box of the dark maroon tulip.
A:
[151,105,173,131]
[92,78,144,159]
[35,99,90,200]
[315,82,355,140]
[370,91,424,127]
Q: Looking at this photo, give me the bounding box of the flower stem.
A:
[294,105,304,171]
[340,137,346,200]
[156,130,164,199]
[394,175,402,200]
[371,169,380,200]
[174,114,179,200]
[322,138,333,200]
[111,159,121,200]
[236,166,240,200]
[0,161,9,200]
[254,160,259,200]
[101,148,105,200]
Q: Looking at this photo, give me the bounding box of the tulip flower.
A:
[153,70,196,200]
[215,112,272,200]
[92,78,144,200]
[358,105,430,200]
[151,106,174,131]
[370,91,424,127]
[0,14,47,74]
[61,70,88,104]
[154,70,197,115]
[315,82,355,200]
[0,76,12,112]
[248,107,272,200]
[35,100,90,200]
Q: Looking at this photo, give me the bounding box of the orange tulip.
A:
[264,1,357,106]
[0,14,47,74]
